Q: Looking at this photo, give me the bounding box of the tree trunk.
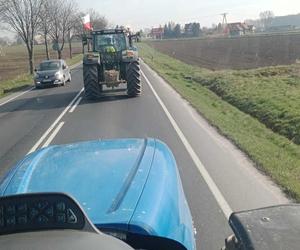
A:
[57,39,65,59]
[44,33,50,60]
[26,43,34,74]
[82,40,84,54]
[68,38,72,59]
[28,53,34,74]
[57,49,62,59]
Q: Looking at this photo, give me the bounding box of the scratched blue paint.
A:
[0,138,195,250]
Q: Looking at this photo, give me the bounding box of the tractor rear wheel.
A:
[83,64,102,100]
[127,61,141,97]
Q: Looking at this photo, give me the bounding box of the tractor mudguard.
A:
[83,53,100,65]
[224,204,300,250]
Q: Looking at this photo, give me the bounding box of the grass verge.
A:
[0,53,83,99]
[66,53,83,66]
[138,43,300,201]
[0,74,32,98]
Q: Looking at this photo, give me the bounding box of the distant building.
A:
[267,25,297,32]
[271,14,300,28]
[34,35,45,45]
[225,23,255,36]
[150,27,164,39]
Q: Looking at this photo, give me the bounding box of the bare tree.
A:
[48,0,78,59]
[87,9,108,30]
[39,1,53,60]
[259,10,275,31]
[73,12,88,53]
[73,10,108,53]
[66,13,80,59]
[0,0,45,74]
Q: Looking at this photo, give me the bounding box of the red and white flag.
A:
[82,14,92,31]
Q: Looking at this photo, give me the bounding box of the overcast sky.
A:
[76,0,300,30]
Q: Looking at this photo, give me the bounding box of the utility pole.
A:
[220,13,228,34]
[221,13,228,27]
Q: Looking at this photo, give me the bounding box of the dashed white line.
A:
[69,97,82,113]
[141,70,233,219]
[0,87,35,107]
[27,87,84,154]
[42,121,65,148]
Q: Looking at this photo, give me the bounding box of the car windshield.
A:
[94,33,126,52]
[38,61,61,71]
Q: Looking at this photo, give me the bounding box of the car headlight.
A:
[55,72,63,79]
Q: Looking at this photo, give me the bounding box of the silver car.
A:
[34,59,71,88]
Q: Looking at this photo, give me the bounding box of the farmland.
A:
[146,33,300,70]
[138,42,300,200]
[0,43,82,82]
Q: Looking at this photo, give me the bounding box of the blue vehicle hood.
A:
[0,138,195,250]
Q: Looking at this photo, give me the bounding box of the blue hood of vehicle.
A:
[0,139,195,250]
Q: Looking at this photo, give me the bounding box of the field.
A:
[146,33,300,70]
[138,43,300,201]
[0,43,82,81]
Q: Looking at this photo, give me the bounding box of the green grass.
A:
[192,66,300,144]
[66,53,83,66]
[138,43,300,201]
[0,74,32,97]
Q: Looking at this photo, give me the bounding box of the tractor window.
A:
[94,33,127,52]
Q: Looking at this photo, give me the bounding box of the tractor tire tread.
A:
[83,64,102,100]
[127,61,141,97]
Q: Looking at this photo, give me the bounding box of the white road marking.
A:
[0,87,35,107]
[27,88,84,154]
[42,121,65,148]
[69,96,82,113]
[0,63,81,108]
[141,70,233,219]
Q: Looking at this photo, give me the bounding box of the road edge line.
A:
[0,87,35,107]
[141,70,233,219]
[27,88,84,154]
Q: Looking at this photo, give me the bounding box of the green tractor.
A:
[82,29,141,99]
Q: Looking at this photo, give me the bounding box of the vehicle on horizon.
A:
[34,59,71,88]
[0,139,299,250]
[82,29,141,99]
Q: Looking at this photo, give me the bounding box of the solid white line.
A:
[0,63,81,108]
[0,87,35,107]
[69,96,82,113]
[42,121,65,148]
[27,87,84,154]
[141,70,233,219]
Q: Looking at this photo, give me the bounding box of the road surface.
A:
[0,62,289,249]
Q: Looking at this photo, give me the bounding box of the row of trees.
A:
[163,22,201,39]
[0,0,107,74]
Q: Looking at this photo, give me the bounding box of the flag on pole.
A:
[82,14,92,31]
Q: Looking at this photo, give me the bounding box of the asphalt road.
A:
[0,62,289,250]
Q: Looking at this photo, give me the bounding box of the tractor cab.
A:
[93,29,128,53]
